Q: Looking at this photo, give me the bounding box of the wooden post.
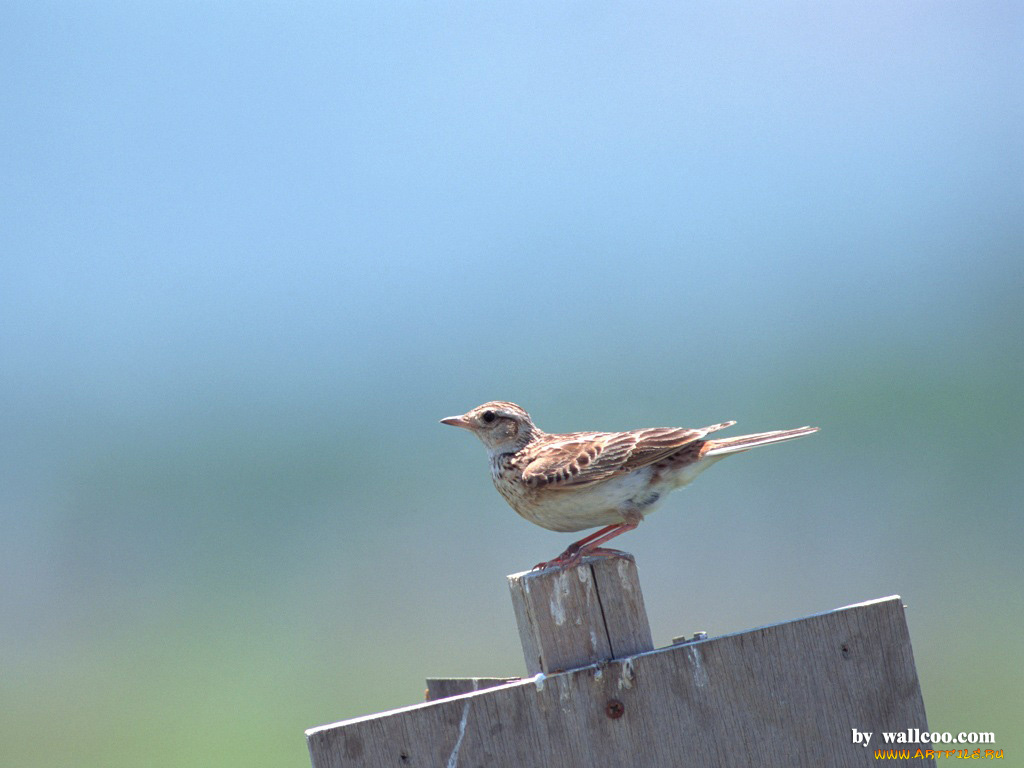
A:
[307,582,933,768]
[507,554,654,675]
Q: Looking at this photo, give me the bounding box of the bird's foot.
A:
[532,542,583,571]
[532,558,563,571]
[532,551,578,571]
[532,545,631,571]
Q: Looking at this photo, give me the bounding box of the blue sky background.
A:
[2,3,1021,765]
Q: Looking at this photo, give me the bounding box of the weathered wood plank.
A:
[307,596,932,768]
[587,555,653,660]
[506,554,654,675]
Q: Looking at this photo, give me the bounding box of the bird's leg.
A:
[563,524,621,554]
[532,525,619,570]
[533,520,639,570]
[575,522,638,560]
[578,508,643,561]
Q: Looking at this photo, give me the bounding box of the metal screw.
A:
[605,699,625,719]
[671,630,709,645]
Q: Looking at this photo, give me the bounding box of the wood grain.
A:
[307,596,933,767]
[506,554,654,675]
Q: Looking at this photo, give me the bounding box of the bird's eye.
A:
[481,410,496,424]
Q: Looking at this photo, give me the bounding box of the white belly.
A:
[499,467,671,533]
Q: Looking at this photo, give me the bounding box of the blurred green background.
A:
[2,3,1021,766]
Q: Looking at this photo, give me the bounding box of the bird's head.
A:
[440,401,538,454]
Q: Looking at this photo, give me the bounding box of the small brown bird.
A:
[441,401,817,570]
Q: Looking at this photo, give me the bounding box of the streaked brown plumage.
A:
[441,401,818,569]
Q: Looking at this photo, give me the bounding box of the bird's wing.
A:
[521,423,734,489]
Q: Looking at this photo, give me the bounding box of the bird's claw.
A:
[532,545,630,571]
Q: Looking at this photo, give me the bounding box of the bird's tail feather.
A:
[702,426,818,457]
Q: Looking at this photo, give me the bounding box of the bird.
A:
[441,401,818,570]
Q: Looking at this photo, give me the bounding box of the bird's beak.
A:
[440,414,473,430]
